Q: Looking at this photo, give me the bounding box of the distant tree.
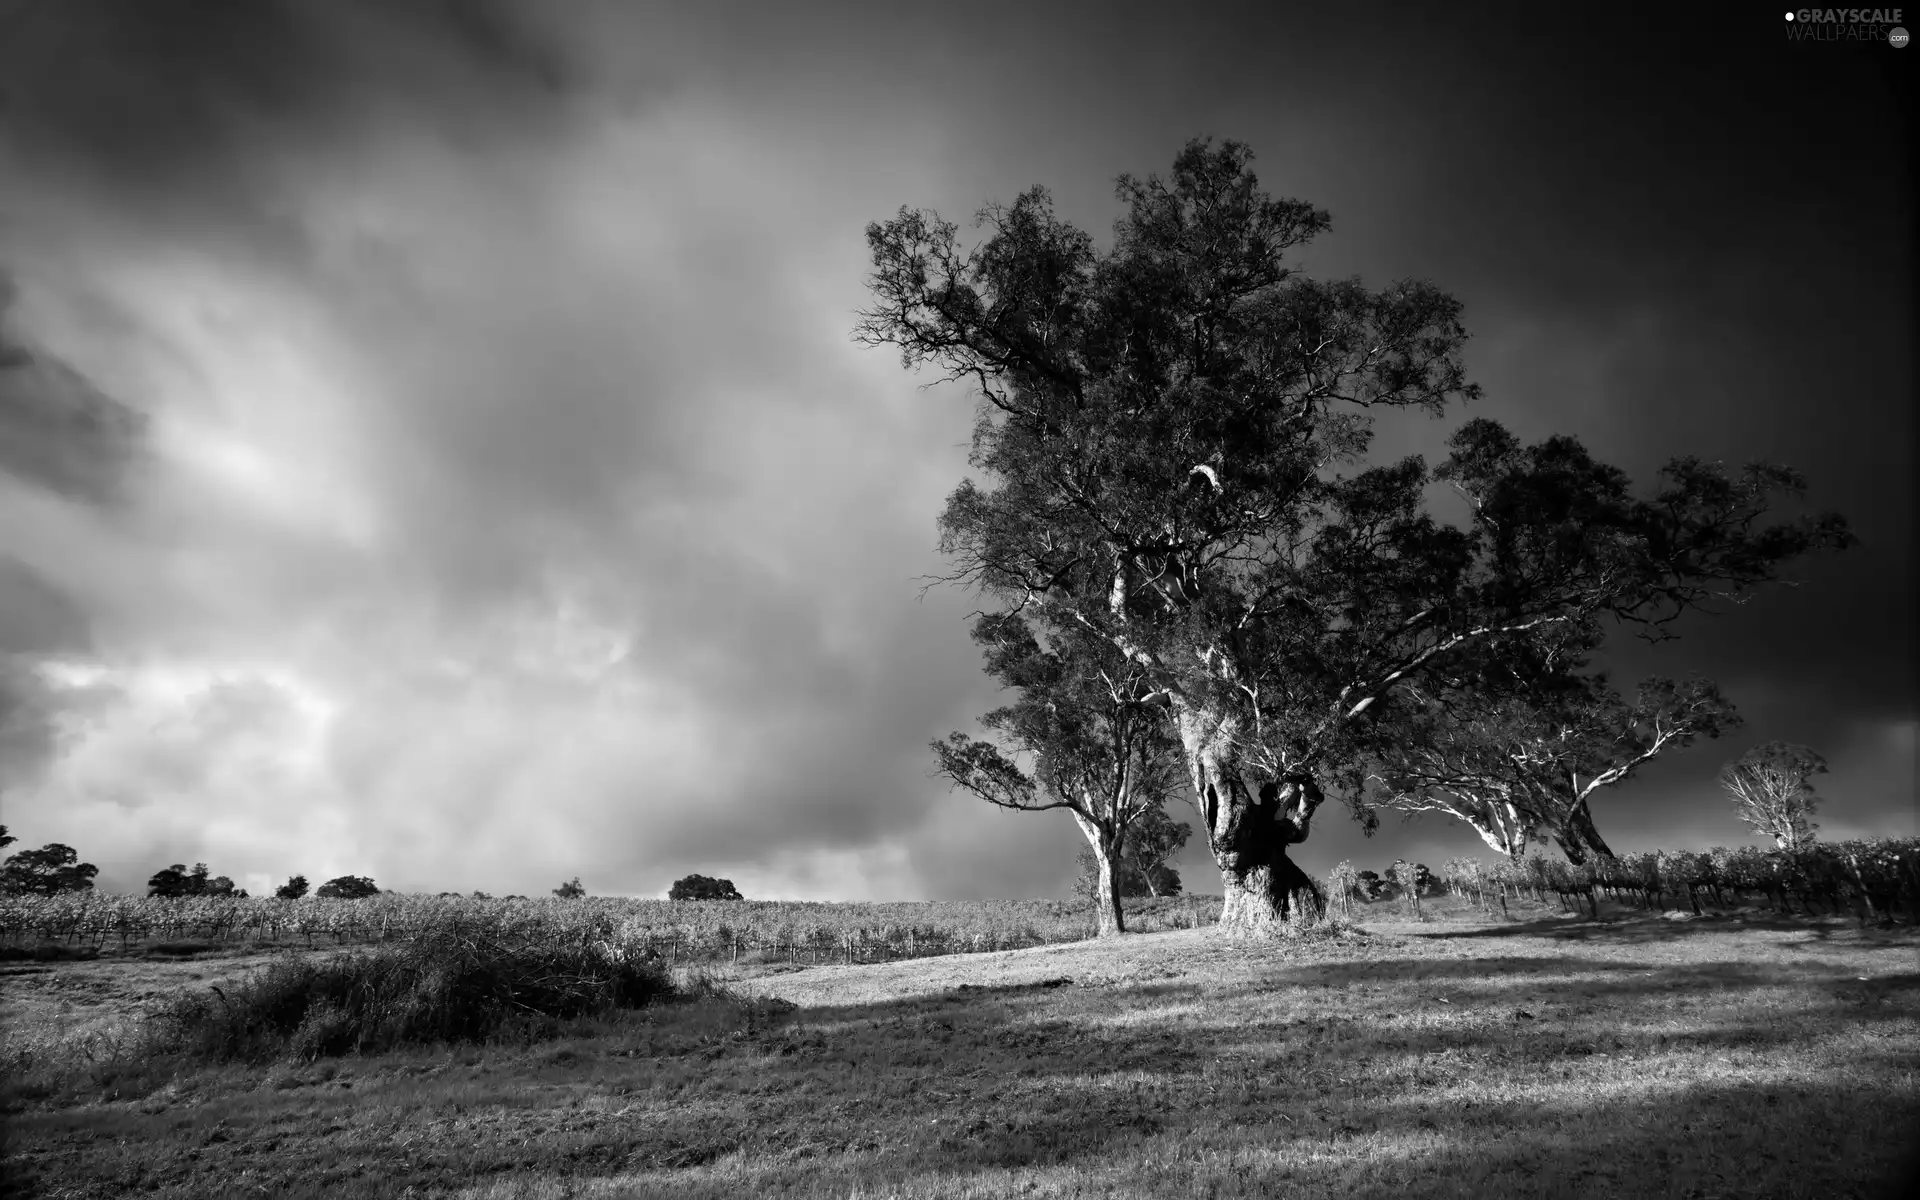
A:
[1354,870,1386,901]
[1326,861,1361,917]
[275,875,309,900]
[0,825,15,850]
[669,874,742,901]
[1385,860,1435,896]
[472,890,492,900]
[315,875,380,900]
[553,877,586,899]
[148,862,210,898]
[0,843,99,895]
[146,863,246,898]
[1121,803,1191,897]
[1073,850,1180,903]
[1388,860,1433,916]
[1720,742,1826,851]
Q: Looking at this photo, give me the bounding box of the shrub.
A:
[146,931,678,1064]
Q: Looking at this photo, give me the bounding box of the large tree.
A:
[934,612,1184,936]
[857,138,1853,933]
[1365,629,1742,864]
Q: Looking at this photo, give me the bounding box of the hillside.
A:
[4,901,1916,1198]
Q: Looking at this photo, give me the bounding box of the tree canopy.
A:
[1364,626,1741,864]
[315,875,380,900]
[858,137,1852,932]
[933,610,1184,935]
[148,862,245,899]
[669,874,743,901]
[0,842,98,896]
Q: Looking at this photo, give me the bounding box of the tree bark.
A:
[1187,735,1324,933]
[1552,797,1615,866]
[1073,813,1127,937]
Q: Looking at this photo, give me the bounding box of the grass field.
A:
[4,897,1917,1199]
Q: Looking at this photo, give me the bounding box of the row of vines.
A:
[1413,837,1920,921]
[0,891,1222,964]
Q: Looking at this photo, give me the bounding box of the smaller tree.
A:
[1354,870,1385,901]
[1720,741,1826,851]
[1121,804,1191,897]
[669,874,743,901]
[0,825,15,850]
[1387,860,1433,916]
[315,875,380,899]
[472,890,492,900]
[553,877,586,899]
[1326,861,1361,917]
[0,843,99,895]
[1073,851,1180,903]
[275,875,310,900]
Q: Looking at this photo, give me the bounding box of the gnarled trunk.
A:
[1179,709,1325,935]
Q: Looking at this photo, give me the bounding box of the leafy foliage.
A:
[553,877,586,899]
[856,136,1852,926]
[668,874,742,901]
[1366,629,1741,864]
[1073,850,1180,903]
[275,875,309,900]
[314,875,379,900]
[147,863,244,899]
[0,843,98,896]
[932,611,1186,934]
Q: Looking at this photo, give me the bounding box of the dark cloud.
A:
[0,556,90,655]
[0,2,1908,897]
[0,0,569,175]
[0,277,148,505]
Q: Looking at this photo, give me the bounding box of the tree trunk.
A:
[1552,797,1615,866]
[1073,813,1127,937]
[1202,762,1323,932]
[1169,704,1327,935]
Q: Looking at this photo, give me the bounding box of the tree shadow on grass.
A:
[8,941,1917,1200]
[1403,909,1918,945]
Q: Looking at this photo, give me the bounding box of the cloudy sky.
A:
[0,1,1910,900]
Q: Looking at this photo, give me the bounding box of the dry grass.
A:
[4,898,1916,1199]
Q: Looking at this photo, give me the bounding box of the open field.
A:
[4,899,1917,1199]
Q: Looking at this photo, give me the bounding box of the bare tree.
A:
[1720,741,1826,851]
[858,138,1852,933]
[934,613,1184,936]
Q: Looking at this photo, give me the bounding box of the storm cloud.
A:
[0,2,1908,898]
